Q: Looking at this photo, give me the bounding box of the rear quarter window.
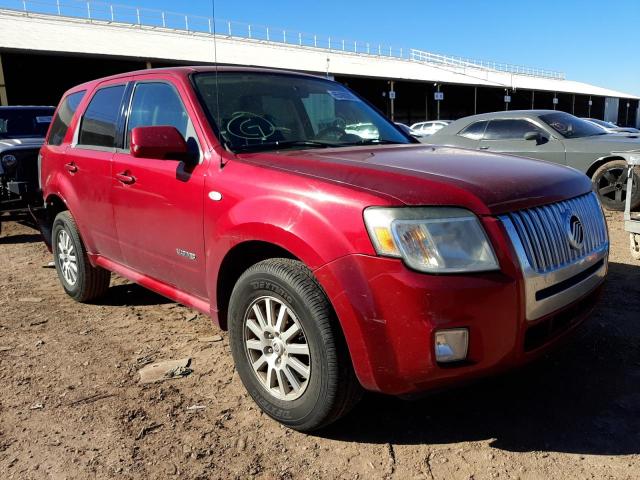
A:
[78,85,126,148]
[458,121,488,140]
[47,91,85,146]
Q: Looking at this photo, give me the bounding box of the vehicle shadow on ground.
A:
[96,282,173,307]
[323,261,640,456]
[0,233,42,244]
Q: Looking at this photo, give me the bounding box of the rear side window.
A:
[458,121,488,140]
[78,85,126,148]
[483,119,543,140]
[48,91,85,146]
[126,82,189,145]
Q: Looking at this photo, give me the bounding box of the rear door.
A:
[111,76,209,298]
[478,119,566,164]
[61,80,129,260]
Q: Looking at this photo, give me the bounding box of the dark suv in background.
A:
[0,106,54,234]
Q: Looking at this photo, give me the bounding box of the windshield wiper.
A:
[233,140,336,153]
[340,139,406,146]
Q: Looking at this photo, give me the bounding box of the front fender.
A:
[204,193,376,307]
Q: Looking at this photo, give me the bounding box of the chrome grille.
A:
[501,192,608,273]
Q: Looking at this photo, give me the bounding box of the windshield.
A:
[193,72,409,152]
[539,112,606,138]
[0,108,54,139]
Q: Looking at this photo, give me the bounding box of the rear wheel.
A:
[592,159,640,211]
[52,211,110,302]
[228,258,361,431]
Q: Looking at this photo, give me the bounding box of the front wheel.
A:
[52,211,110,302]
[592,160,640,211]
[228,258,361,431]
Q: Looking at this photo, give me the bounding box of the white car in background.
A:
[582,118,640,134]
[410,120,452,136]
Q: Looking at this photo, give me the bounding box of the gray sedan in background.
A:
[582,118,640,134]
[428,110,640,210]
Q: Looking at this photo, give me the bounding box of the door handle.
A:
[64,162,78,173]
[479,146,490,150]
[115,172,136,185]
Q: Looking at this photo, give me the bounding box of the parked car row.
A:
[3,69,633,432]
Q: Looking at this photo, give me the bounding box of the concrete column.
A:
[145,61,153,69]
[0,53,8,106]
[531,90,535,109]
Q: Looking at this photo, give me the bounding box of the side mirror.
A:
[130,126,190,161]
[523,131,541,141]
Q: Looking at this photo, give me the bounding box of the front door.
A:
[111,79,209,298]
[478,119,566,164]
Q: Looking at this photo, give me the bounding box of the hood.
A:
[237,144,591,215]
[612,130,640,135]
[568,134,640,147]
[0,137,45,152]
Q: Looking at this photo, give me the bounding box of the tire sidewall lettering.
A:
[249,280,294,304]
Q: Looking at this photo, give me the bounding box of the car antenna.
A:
[210,0,231,158]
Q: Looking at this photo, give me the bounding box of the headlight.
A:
[363,207,499,273]
[1,154,18,169]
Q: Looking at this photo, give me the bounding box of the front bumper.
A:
[314,217,607,395]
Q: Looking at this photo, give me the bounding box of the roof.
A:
[66,66,323,92]
[455,110,572,122]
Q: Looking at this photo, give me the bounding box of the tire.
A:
[631,234,640,261]
[592,160,640,211]
[52,211,110,302]
[228,258,361,431]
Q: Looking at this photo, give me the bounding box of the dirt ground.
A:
[0,210,639,480]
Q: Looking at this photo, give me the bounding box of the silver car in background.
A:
[428,110,640,211]
[410,120,452,137]
[582,118,640,135]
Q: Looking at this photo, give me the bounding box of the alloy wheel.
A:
[243,296,311,401]
[596,165,635,205]
[57,229,78,286]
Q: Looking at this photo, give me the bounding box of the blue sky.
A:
[55,0,640,95]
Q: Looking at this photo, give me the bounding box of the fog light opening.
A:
[435,328,469,363]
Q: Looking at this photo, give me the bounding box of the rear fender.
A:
[43,172,98,256]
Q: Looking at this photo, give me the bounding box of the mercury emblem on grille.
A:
[566,214,585,250]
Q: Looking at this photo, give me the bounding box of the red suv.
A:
[40,67,609,431]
